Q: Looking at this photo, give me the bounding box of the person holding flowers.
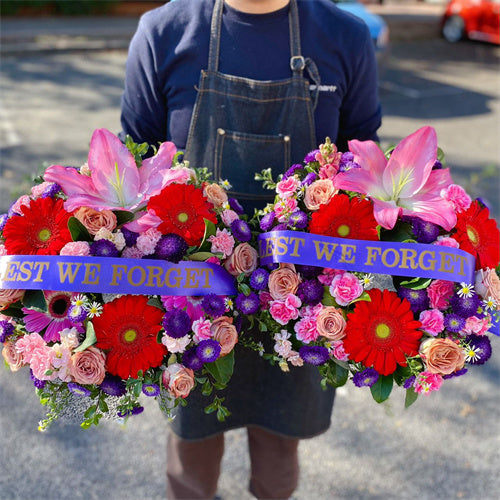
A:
[120,0,381,498]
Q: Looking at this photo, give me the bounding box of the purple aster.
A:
[397,287,429,314]
[121,227,139,247]
[30,369,46,389]
[68,382,91,397]
[463,334,492,365]
[260,211,276,232]
[288,210,308,229]
[339,152,361,172]
[450,293,480,318]
[155,233,188,263]
[304,149,320,164]
[196,339,222,363]
[90,239,119,258]
[0,213,8,231]
[228,198,245,215]
[68,304,88,323]
[142,383,161,397]
[42,182,62,198]
[403,375,416,389]
[201,293,226,318]
[182,347,204,371]
[296,264,322,279]
[444,313,465,333]
[299,345,329,366]
[0,320,15,343]
[283,163,303,179]
[99,374,127,397]
[409,217,440,244]
[230,219,252,242]
[235,292,261,315]
[250,268,269,291]
[233,314,243,333]
[301,172,318,186]
[118,405,144,418]
[297,279,324,306]
[352,368,379,388]
[162,309,192,338]
[443,367,468,379]
[432,160,442,170]
[273,223,288,231]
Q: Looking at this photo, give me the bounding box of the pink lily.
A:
[44,128,188,212]
[333,126,457,230]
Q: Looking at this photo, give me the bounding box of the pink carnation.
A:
[276,176,300,198]
[60,241,91,256]
[274,197,298,222]
[414,371,443,395]
[463,316,490,336]
[30,345,56,381]
[121,246,144,259]
[318,268,343,286]
[10,195,31,215]
[221,209,240,227]
[331,341,349,362]
[441,184,471,213]
[30,182,54,199]
[427,280,455,310]
[294,315,320,343]
[15,332,47,364]
[418,309,445,336]
[329,272,363,306]
[433,236,460,248]
[192,318,213,342]
[269,294,302,326]
[136,227,162,255]
[208,228,235,258]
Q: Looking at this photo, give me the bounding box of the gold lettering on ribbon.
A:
[339,244,356,264]
[82,263,100,285]
[313,241,339,261]
[128,266,146,286]
[58,262,82,284]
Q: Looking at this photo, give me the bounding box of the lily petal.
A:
[372,199,401,229]
[139,141,178,196]
[124,211,162,233]
[348,139,388,178]
[44,164,99,201]
[400,195,457,231]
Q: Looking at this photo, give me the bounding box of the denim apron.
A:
[171,0,336,440]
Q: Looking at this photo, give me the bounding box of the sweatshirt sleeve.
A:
[120,14,168,147]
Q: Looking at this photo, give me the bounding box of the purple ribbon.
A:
[0,255,237,296]
[258,230,476,284]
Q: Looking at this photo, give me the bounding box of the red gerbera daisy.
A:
[3,197,73,255]
[147,183,217,246]
[93,295,167,379]
[451,201,500,270]
[308,194,379,241]
[343,289,422,376]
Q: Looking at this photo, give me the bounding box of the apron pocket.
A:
[214,128,291,202]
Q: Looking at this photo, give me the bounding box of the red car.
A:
[442,0,500,44]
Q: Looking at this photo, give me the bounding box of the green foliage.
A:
[73,322,97,353]
[68,216,92,242]
[370,374,393,403]
[204,351,234,386]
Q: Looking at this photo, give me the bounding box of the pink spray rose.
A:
[427,280,455,310]
[73,206,117,235]
[329,272,363,306]
[475,268,500,306]
[268,266,301,301]
[2,340,26,371]
[418,309,445,336]
[316,306,346,341]
[419,338,465,375]
[276,176,300,198]
[210,316,238,356]
[224,243,258,276]
[414,371,443,395]
[163,363,195,398]
[304,179,336,211]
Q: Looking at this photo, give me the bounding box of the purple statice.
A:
[299,345,329,366]
[90,239,119,258]
[250,268,269,291]
[403,375,416,389]
[463,334,492,365]
[296,264,322,279]
[0,213,8,231]
[432,160,442,170]
[283,163,303,179]
[235,292,261,315]
[260,211,276,231]
[450,293,481,318]
[409,217,440,244]
[444,313,465,334]
[443,367,468,379]
[288,210,308,229]
[0,320,15,343]
[118,406,144,418]
[99,374,127,397]
[397,287,429,314]
[121,227,139,247]
[142,383,161,397]
[230,219,252,242]
[42,182,62,198]
[182,347,204,371]
[273,223,288,231]
[301,172,318,186]
[68,382,92,397]
[201,293,226,318]
[352,368,379,388]
[30,369,46,389]
[196,339,221,364]
[155,233,188,263]
[297,279,324,306]
[163,309,191,338]
[304,149,320,164]
[339,152,361,172]
[228,198,245,215]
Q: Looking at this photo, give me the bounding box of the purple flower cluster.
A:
[90,239,119,258]
[201,293,226,318]
[155,233,188,262]
[163,309,191,338]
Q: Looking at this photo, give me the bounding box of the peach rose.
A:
[419,338,466,375]
[73,207,117,235]
[203,182,228,208]
[0,288,25,310]
[2,340,26,371]
[163,363,195,398]
[70,346,106,385]
[224,242,258,276]
[211,316,238,356]
[316,306,346,341]
[268,266,301,301]
[304,179,336,211]
[475,268,500,308]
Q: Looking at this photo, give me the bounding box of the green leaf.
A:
[147,296,164,309]
[321,287,336,306]
[204,351,234,386]
[98,398,109,414]
[68,216,92,242]
[238,283,251,296]
[22,290,47,312]
[74,322,97,352]
[399,277,432,290]
[84,405,97,419]
[370,375,393,403]
[189,252,217,262]
[405,388,419,408]
[113,210,135,226]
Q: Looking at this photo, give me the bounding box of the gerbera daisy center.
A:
[337,224,350,237]
[123,329,138,343]
[38,228,52,242]
[466,225,479,246]
[375,323,391,339]
[177,212,189,223]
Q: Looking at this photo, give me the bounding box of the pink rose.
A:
[0,288,25,310]
[73,207,117,235]
[210,316,238,356]
[70,346,106,385]
[441,184,471,213]
[316,306,346,341]
[419,338,465,375]
[329,272,363,306]
[276,176,300,198]
[203,182,228,208]
[434,236,459,248]
[463,316,490,336]
[269,294,301,326]
[427,280,455,310]
[60,241,91,256]
[192,318,213,341]
[224,243,258,276]
[208,228,235,258]
[304,179,336,211]
[163,363,195,398]
[2,340,26,371]
[294,315,320,343]
[475,268,500,306]
[268,267,301,301]
[418,309,445,336]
